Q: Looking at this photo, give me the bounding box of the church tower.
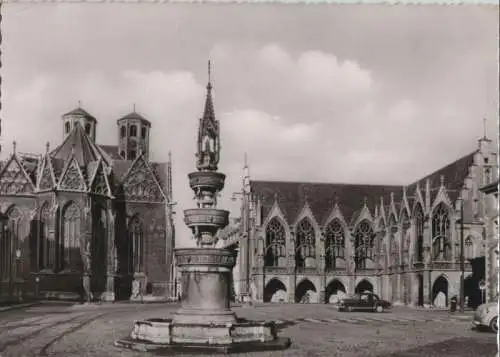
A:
[117,109,151,161]
[62,105,97,142]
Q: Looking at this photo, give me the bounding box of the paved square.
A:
[0,303,496,357]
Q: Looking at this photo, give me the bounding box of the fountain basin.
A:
[184,208,229,228]
[115,318,291,354]
[188,171,226,192]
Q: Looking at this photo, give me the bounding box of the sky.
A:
[2,4,498,247]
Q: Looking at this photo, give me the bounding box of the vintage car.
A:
[337,292,392,313]
[472,301,498,333]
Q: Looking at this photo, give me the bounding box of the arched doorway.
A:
[432,275,448,307]
[464,275,482,309]
[264,278,287,303]
[325,280,346,304]
[417,274,424,306]
[355,279,373,294]
[295,279,317,303]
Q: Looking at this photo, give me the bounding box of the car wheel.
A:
[489,316,498,333]
[375,305,384,313]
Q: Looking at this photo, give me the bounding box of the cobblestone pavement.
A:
[0,302,496,357]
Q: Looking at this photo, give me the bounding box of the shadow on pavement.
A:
[379,337,497,357]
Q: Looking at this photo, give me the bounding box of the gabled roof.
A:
[50,122,106,167]
[250,180,402,225]
[99,145,122,160]
[407,150,477,204]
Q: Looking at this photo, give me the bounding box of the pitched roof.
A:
[99,145,122,160]
[407,150,477,204]
[117,111,151,126]
[50,122,104,167]
[251,180,402,225]
[63,107,96,120]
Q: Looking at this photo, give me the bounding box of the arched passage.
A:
[355,279,373,294]
[325,280,346,304]
[432,275,448,307]
[295,279,317,303]
[464,274,482,309]
[263,278,287,303]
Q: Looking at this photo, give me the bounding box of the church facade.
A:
[226,135,498,308]
[0,107,175,302]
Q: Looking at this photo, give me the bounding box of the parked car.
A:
[472,301,498,333]
[337,292,392,313]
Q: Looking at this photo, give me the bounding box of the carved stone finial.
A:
[12,140,16,154]
[363,196,368,206]
[273,192,279,203]
[45,142,50,154]
[440,175,445,187]
[390,192,395,203]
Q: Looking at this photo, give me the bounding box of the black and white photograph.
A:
[0,3,498,357]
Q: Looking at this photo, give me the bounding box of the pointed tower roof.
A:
[63,107,96,121]
[117,110,151,126]
[51,121,107,167]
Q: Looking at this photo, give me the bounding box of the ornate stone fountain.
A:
[115,63,291,354]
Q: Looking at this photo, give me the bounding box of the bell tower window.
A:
[120,126,126,138]
[141,127,147,139]
[65,122,71,134]
[85,123,92,135]
[129,125,137,137]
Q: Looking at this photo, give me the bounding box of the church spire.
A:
[196,60,220,171]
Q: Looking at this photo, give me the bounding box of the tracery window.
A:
[324,219,345,270]
[432,203,451,260]
[61,203,81,270]
[39,204,54,270]
[264,217,286,267]
[295,218,316,268]
[414,204,424,262]
[129,125,137,137]
[400,211,410,265]
[130,217,144,273]
[0,207,21,280]
[354,220,375,270]
[464,236,474,259]
[389,215,398,266]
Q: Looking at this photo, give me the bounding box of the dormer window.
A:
[120,126,126,138]
[141,127,147,139]
[129,125,137,137]
[85,123,92,135]
[65,122,71,133]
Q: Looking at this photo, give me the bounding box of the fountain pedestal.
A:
[172,248,237,325]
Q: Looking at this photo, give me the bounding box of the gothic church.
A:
[0,107,175,302]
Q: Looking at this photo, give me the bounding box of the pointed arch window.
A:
[414,204,424,262]
[65,121,71,134]
[0,207,22,280]
[295,218,315,268]
[39,204,55,270]
[130,217,144,273]
[129,125,137,137]
[264,217,286,267]
[325,219,345,270]
[354,220,375,270]
[464,236,474,259]
[400,211,410,265]
[61,203,81,271]
[85,123,92,135]
[432,203,451,260]
[389,215,399,266]
[121,126,126,138]
[141,127,147,139]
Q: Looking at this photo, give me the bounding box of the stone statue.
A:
[131,279,140,299]
[81,240,92,303]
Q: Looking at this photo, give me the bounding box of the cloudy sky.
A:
[2,4,498,247]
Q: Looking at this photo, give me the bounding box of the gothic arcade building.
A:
[0,107,175,302]
[229,136,498,308]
